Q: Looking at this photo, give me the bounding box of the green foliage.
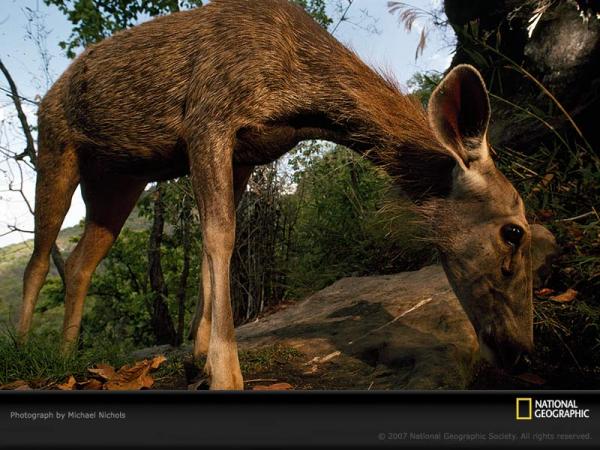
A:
[44,0,203,57]
[36,276,64,313]
[293,0,332,28]
[86,229,155,345]
[285,147,434,297]
[406,70,442,106]
[85,219,201,346]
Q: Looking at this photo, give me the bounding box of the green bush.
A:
[285,146,435,297]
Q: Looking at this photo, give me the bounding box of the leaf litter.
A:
[0,355,167,391]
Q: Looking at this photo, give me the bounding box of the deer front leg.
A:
[190,134,243,390]
[192,164,254,359]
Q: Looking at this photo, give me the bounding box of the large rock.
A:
[236,265,479,389]
[445,0,600,152]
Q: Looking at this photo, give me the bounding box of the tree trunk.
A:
[50,243,66,285]
[175,199,191,346]
[147,183,176,345]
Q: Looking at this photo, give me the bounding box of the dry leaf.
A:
[14,384,33,391]
[304,351,341,366]
[566,225,584,241]
[303,366,318,375]
[83,357,167,391]
[150,355,167,370]
[104,357,166,391]
[57,375,77,390]
[548,288,577,303]
[535,288,555,297]
[517,372,546,385]
[319,351,341,363]
[78,379,104,390]
[537,209,555,220]
[105,365,153,390]
[532,174,555,193]
[252,382,293,391]
[304,356,320,365]
[0,380,30,390]
[88,363,117,381]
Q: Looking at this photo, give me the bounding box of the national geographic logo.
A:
[516,398,591,420]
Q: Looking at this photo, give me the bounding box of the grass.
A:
[239,345,303,373]
[0,329,134,386]
[149,344,304,389]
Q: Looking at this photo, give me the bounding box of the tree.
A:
[0,59,67,285]
[406,71,443,106]
[44,0,204,57]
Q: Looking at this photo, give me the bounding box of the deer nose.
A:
[499,345,522,372]
[480,334,532,372]
[512,352,532,374]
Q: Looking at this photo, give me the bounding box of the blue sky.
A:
[0,0,454,247]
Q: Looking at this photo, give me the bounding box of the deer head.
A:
[424,64,539,370]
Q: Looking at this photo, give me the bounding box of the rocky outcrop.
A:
[236,265,479,389]
[445,0,600,151]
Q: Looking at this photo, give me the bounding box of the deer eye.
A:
[501,224,524,248]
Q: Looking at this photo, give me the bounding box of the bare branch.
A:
[331,0,354,35]
[0,228,18,238]
[50,244,66,283]
[0,58,37,166]
[6,224,34,234]
[6,161,35,215]
[0,87,39,106]
[0,57,66,285]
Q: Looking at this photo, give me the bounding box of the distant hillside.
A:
[0,209,149,322]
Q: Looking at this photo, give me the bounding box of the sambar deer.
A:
[19,0,541,389]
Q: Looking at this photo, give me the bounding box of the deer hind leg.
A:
[60,173,145,353]
[192,164,254,359]
[188,132,243,390]
[18,143,80,343]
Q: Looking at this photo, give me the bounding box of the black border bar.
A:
[1,391,598,449]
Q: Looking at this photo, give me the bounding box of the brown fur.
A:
[40,0,449,184]
[20,0,535,389]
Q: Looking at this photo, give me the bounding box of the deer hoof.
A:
[207,364,244,390]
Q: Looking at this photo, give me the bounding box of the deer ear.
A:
[428,64,491,167]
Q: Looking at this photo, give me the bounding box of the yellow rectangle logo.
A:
[516,398,533,420]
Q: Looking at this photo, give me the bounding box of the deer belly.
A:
[233,125,300,166]
[79,138,190,182]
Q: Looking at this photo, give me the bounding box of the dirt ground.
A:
[150,344,600,391]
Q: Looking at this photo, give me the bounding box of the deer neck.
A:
[303,64,454,199]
